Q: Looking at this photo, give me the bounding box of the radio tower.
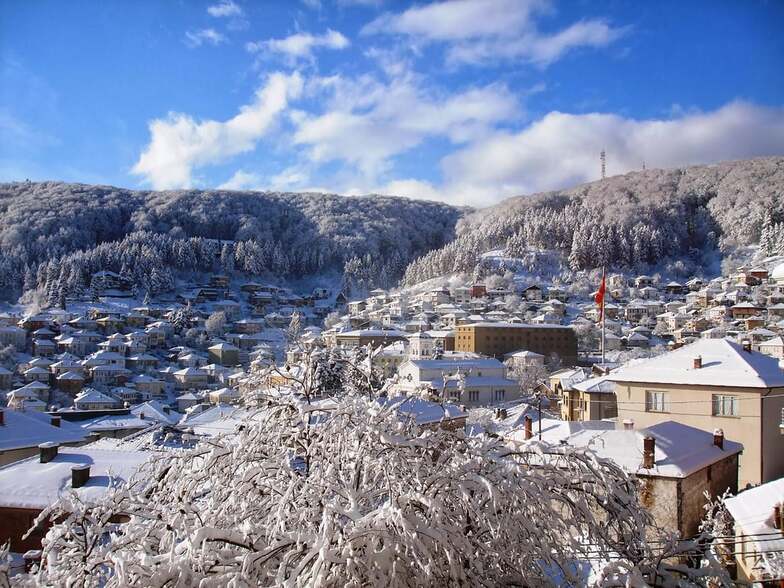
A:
[600,149,606,180]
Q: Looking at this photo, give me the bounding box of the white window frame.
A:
[645,390,669,413]
[712,394,739,417]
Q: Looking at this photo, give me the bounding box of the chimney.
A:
[623,419,634,431]
[139,412,145,420]
[642,436,655,469]
[774,503,782,530]
[524,415,533,440]
[0,408,4,426]
[39,442,59,463]
[713,428,724,450]
[163,406,170,415]
[742,340,752,353]
[50,415,61,428]
[71,464,90,488]
[693,356,702,369]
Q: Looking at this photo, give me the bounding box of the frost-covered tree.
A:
[12,389,732,587]
[205,311,227,336]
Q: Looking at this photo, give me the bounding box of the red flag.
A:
[594,269,606,320]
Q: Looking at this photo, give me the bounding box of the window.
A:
[469,390,479,402]
[494,389,505,402]
[645,390,669,413]
[712,394,739,417]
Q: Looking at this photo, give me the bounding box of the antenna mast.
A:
[600,149,606,180]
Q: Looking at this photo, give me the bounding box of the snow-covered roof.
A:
[462,321,573,330]
[572,375,615,394]
[130,401,180,424]
[0,409,87,451]
[609,339,784,389]
[75,389,120,405]
[564,420,742,478]
[0,446,148,510]
[379,396,467,425]
[725,477,784,578]
[408,358,503,370]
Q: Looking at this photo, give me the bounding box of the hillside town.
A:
[1,257,784,583]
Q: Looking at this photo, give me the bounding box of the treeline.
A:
[404,157,784,284]
[0,182,462,300]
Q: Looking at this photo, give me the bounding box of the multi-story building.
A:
[397,358,519,406]
[454,322,577,365]
[610,338,784,487]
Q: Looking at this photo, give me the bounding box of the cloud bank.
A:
[132,72,303,189]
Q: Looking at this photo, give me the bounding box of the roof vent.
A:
[50,415,61,428]
[71,464,90,488]
[39,442,59,463]
[623,419,634,431]
[742,340,752,353]
[774,503,782,530]
[693,356,702,369]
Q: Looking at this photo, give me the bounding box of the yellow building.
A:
[610,339,784,487]
[455,322,577,365]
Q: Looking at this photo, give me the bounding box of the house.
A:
[758,336,784,359]
[131,374,165,398]
[724,477,784,584]
[177,392,202,413]
[730,302,762,320]
[333,329,408,350]
[0,408,87,466]
[0,326,26,350]
[567,375,618,421]
[564,421,741,538]
[208,342,240,366]
[0,444,148,551]
[372,341,407,378]
[610,339,784,487]
[73,389,122,411]
[56,371,85,394]
[174,367,209,390]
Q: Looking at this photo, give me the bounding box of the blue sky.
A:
[1,0,783,206]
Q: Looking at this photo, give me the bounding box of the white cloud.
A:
[362,0,626,67]
[447,19,628,67]
[184,28,226,48]
[133,72,303,189]
[246,30,350,64]
[291,72,519,180]
[420,101,784,206]
[207,0,243,18]
[218,169,263,190]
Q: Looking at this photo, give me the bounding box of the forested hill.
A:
[0,182,462,301]
[404,157,784,285]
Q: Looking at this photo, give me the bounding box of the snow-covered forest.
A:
[0,183,462,301]
[404,157,784,285]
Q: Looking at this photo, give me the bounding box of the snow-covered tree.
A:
[13,388,732,587]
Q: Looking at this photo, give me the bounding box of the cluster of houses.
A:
[2,260,784,582]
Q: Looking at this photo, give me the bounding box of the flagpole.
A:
[601,268,606,369]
